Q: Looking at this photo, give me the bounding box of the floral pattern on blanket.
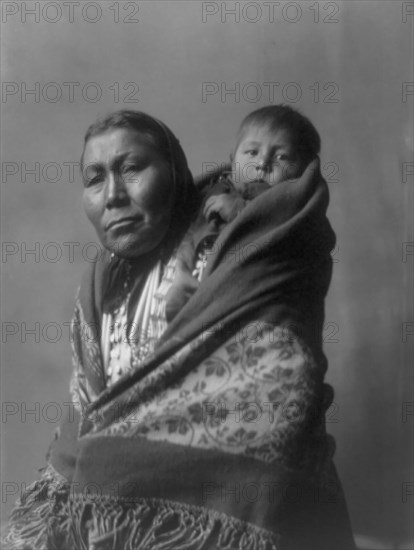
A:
[99,326,325,469]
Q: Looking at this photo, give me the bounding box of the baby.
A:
[166,104,321,321]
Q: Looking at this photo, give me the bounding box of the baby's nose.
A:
[256,159,270,172]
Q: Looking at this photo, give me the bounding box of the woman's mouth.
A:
[105,216,142,231]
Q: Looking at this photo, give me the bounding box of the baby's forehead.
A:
[237,123,295,146]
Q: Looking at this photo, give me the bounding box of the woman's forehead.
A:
[83,128,162,163]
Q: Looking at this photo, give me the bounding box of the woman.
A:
[2,110,355,549]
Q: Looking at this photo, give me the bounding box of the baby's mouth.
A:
[242,180,271,199]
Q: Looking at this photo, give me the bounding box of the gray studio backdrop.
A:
[1,1,413,546]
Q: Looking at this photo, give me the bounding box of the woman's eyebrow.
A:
[83,151,146,174]
[109,152,137,170]
[115,151,148,165]
[85,160,102,170]
[82,160,103,176]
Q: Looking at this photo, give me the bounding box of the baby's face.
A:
[231,125,303,191]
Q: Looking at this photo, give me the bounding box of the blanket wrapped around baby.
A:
[2,160,355,550]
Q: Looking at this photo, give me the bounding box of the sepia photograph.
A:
[1,1,413,548]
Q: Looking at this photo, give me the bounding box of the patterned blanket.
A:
[2,160,355,550]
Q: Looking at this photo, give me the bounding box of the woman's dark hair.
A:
[81,110,198,251]
[234,105,321,164]
[82,111,176,168]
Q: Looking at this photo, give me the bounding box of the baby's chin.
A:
[231,172,286,189]
[236,179,274,199]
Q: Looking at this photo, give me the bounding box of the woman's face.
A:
[82,128,174,259]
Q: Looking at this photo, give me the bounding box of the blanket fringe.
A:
[2,469,279,550]
[1,466,65,550]
[64,495,279,550]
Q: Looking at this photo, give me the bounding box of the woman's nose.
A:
[106,173,129,208]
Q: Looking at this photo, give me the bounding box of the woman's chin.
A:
[105,235,163,260]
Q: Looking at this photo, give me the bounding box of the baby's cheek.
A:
[285,161,303,179]
[273,162,300,183]
[238,162,257,184]
[269,167,285,185]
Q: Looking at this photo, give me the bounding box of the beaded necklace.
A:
[101,255,176,385]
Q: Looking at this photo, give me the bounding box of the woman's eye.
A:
[245,150,257,156]
[84,172,104,188]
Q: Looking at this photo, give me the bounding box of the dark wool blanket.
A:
[2,160,355,550]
